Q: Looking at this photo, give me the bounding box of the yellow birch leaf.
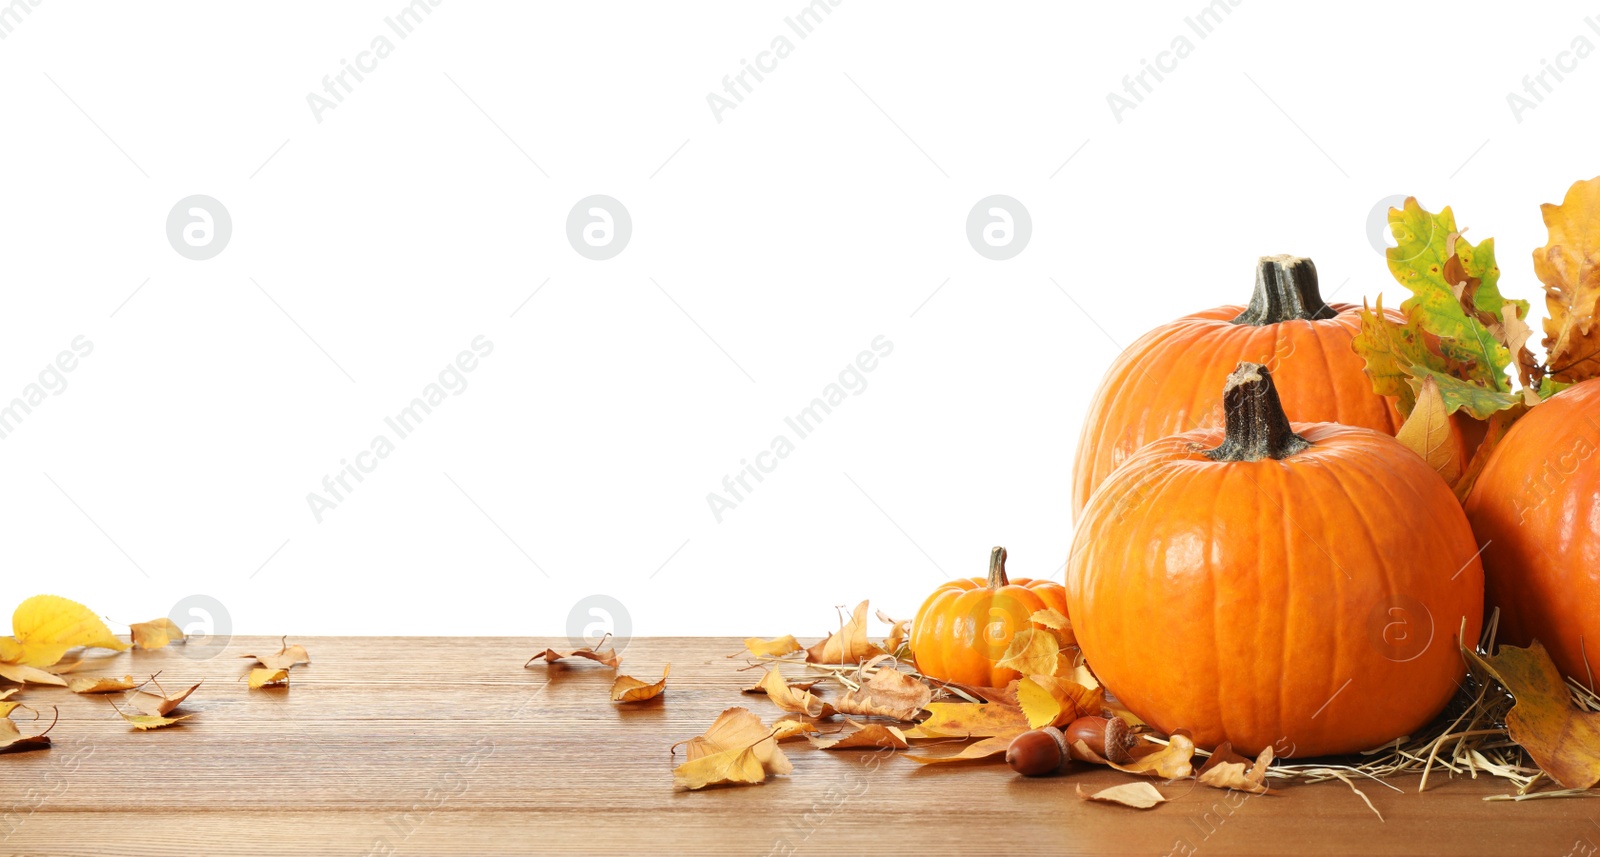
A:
[1077,782,1167,809]
[1110,732,1197,780]
[66,675,136,694]
[832,668,931,721]
[132,681,202,717]
[741,635,802,658]
[610,664,669,703]
[240,638,311,671]
[903,733,1019,764]
[756,667,833,718]
[0,662,66,687]
[805,600,885,665]
[5,595,129,667]
[130,618,186,651]
[0,713,53,754]
[248,668,289,689]
[995,627,1059,677]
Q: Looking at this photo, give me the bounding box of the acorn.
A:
[1006,726,1073,777]
[1063,715,1137,764]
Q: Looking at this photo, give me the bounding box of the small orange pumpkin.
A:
[1072,255,1402,521]
[911,547,1068,687]
[1066,363,1483,757]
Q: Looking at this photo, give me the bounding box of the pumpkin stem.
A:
[987,546,1009,589]
[1204,363,1312,462]
[1230,255,1336,325]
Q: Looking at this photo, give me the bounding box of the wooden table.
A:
[0,637,1591,856]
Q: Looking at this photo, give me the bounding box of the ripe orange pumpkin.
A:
[911,547,1068,687]
[1465,379,1600,685]
[1071,255,1402,521]
[1066,363,1483,757]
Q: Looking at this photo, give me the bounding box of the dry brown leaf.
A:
[0,662,66,687]
[66,675,136,694]
[0,688,15,701]
[611,664,669,703]
[524,644,620,669]
[1395,376,1465,484]
[742,676,821,695]
[903,702,1030,740]
[876,610,911,653]
[741,635,802,658]
[833,668,931,721]
[248,668,289,689]
[994,627,1059,677]
[1465,641,1600,788]
[672,707,791,790]
[131,681,202,717]
[117,710,193,731]
[903,733,1018,764]
[129,618,186,651]
[1077,781,1166,809]
[1196,741,1276,794]
[805,601,885,665]
[1535,176,1600,384]
[240,637,311,671]
[756,667,834,718]
[1017,674,1104,730]
[772,719,820,742]
[937,680,1020,707]
[809,722,909,750]
[0,708,54,754]
[1110,732,1197,780]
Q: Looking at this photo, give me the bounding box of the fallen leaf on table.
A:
[772,719,819,742]
[741,635,802,658]
[240,637,311,671]
[0,663,66,687]
[611,664,669,703]
[1110,732,1197,780]
[672,707,791,790]
[1395,376,1465,484]
[1017,674,1103,730]
[129,618,186,650]
[805,601,885,665]
[1196,742,1276,794]
[1464,640,1600,788]
[66,675,137,694]
[248,668,290,689]
[742,676,821,695]
[810,722,909,750]
[0,595,129,668]
[1534,176,1600,385]
[0,701,22,718]
[1078,782,1166,809]
[0,688,14,701]
[0,708,54,754]
[131,680,202,717]
[995,628,1059,677]
[756,667,834,718]
[876,610,911,653]
[904,702,1030,739]
[833,668,931,721]
[904,733,1018,764]
[109,698,193,731]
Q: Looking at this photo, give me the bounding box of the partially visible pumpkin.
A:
[911,547,1068,687]
[1066,362,1483,757]
[1465,379,1600,684]
[1072,255,1402,521]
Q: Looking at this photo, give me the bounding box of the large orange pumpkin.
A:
[1071,255,1402,521]
[911,547,1068,687]
[1465,379,1600,684]
[1066,363,1483,757]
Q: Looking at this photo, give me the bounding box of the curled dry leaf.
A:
[805,601,885,665]
[1195,741,1276,795]
[0,662,66,687]
[1534,176,1600,384]
[772,719,819,742]
[741,635,802,658]
[1017,675,1104,730]
[876,609,911,653]
[0,708,55,754]
[936,680,1020,707]
[0,595,129,668]
[1030,608,1071,632]
[241,637,312,671]
[672,707,792,791]
[248,668,290,689]
[129,618,186,650]
[904,733,1018,764]
[112,697,193,731]
[832,668,931,721]
[994,628,1059,678]
[132,681,202,717]
[757,667,834,718]
[1078,782,1166,809]
[809,722,909,751]
[611,664,670,703]
[904,702,1030,740]
[66,675,137,694]
[1464,641,1600,788]
[742,676,820,695]
[1109,732,1196,780]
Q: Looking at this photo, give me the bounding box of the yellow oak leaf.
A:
[611,664,669,703]
[1534,176,1600,384]
[3,595,129,668]
[130,618,186,650]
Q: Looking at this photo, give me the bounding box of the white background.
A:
[0,0,1592,639]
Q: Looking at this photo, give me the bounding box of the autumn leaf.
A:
[1078,782,1166,809]
[1017,675,1103,730]
[1031,608,1070,632]
[877,610,911,654]
[1395,376,1465,484]
[755,667,834,718]
[805,601,885,665]
[833,668,931,721]
[903,734,1017,764]
[248,668,290,689]
[611,664,669,703]
[809,722,909,750]
[1464,641,1600,788]
[241,637,312,671]
[1534,176,1600,384]
[936,680,1021,707]
[132,680,202,717]
[1354,298,1522,419]
[1108,732,1196,780]
[1,595,129,668]
[995,628,1059,677]
[1196,742,1276,795]
[672,707,791,790]
[741,635,802,658]
[109,696,193,731]
[0,708,55,754]
[0,662,66,687]
[66,675,136,694]
[742,675,820,695]
[129,618,185,651]
[772,719,820,742]
[903,702,1029,740]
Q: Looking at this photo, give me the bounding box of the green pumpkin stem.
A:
[1230,255,1336,325]
[987,546,1009,589]
[1204,363,1312,462]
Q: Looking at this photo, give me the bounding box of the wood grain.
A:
[0,636,1590,856]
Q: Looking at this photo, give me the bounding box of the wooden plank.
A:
[0,636,1590,856]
